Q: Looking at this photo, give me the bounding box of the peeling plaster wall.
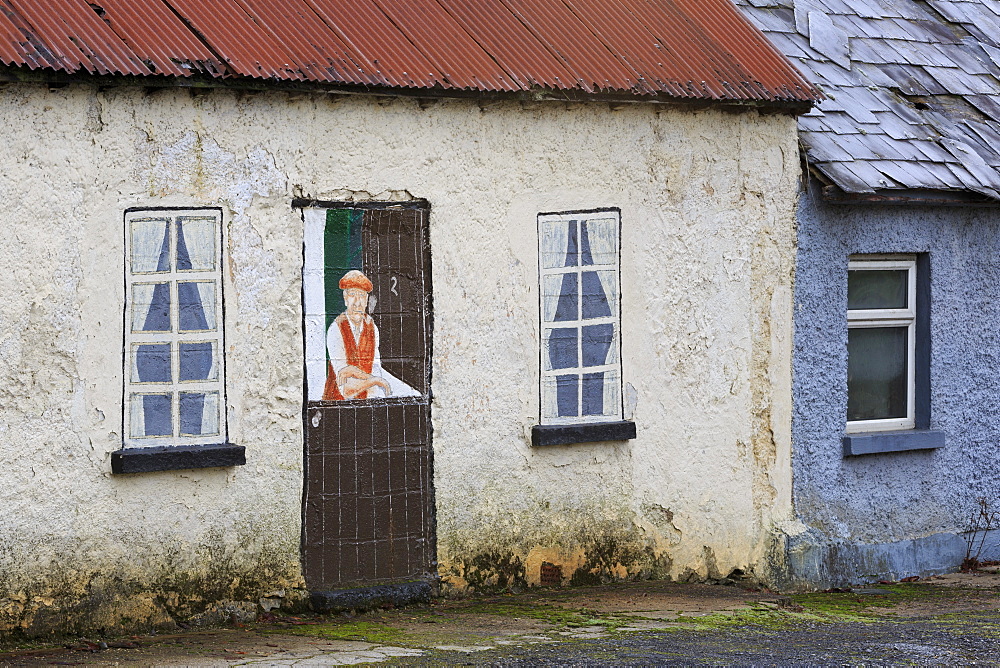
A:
[781,181,1000,589]
[0,84,800,635]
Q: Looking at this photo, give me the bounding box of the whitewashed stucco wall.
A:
[0,83,799,634]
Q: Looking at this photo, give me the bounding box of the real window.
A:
[846,256,916,433]
[123,209,227,448]
[538,210,622,425]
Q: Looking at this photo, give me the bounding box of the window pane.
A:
[130,393,173,438]
[582,370,620,417]
[131,218,170,273]
[582,323,616,367]
[132,343,172,383]
[556,374,578,417]
[848,270,907,310]
[581,270,615,319]
[180,391,220,436]
[541,274,566,323]
[552,272,578,322]
[848,327,908,421]
[131,283,172,332]
[178,281,216,331]
[180,341,217,381]
[544,327,578,370]
[581,217,617,266]
[539,219,574,269]
[176,217,217,271]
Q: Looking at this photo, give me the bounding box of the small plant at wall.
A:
[962,497,1000,571]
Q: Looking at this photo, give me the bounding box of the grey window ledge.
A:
[532,421,636,447]
[111,444,246,474]
[842,430,945,457]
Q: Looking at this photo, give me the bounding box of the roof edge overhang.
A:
[821,185,1000,207]
[0,64,815,115]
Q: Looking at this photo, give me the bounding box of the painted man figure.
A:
[323,269,419,401]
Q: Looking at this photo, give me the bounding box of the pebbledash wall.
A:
[778,180,1000,589]
[0,82,801,635]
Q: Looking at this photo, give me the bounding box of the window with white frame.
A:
[124,209,226,447]
[846,256,916,433]
[538,209,622,424]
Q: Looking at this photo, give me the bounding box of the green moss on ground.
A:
[270,620,408,645]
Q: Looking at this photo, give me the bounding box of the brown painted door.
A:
[301,204,435,589]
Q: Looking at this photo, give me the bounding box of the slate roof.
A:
[0,0,820,106]
[736,0,1000,199]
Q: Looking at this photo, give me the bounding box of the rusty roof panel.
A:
[8,0,149,74]
[434,0,579,90]
[96,0,223,77]
[0,0,821,104]
[367,0,517,91]
[0,3,56,69]
[161,0,307,79]
[499,0,646,93]
[305,0,443,88]
[232,0,374,83]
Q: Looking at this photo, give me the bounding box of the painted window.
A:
[124,209,226,447]
[846,256,916,433]
[538,209,622,424]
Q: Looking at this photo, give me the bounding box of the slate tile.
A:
[852,62,900,87]
[874,110,924,140]
[947,134,1000,173]
[817,160,878,192]
[920,161,964,188]
[803,132,856,161]
[802,110,858,134]
[911,139,956,162]
[967,95,1000,122]
[925,67,988,94]
[753,7,796,32]
[940,42,993,75]
[826,133,880,159]
[839,158,896,187]
[840,0,882,19]
[965,120,1000,154]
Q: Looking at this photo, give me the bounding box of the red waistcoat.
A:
[322,315,376,401]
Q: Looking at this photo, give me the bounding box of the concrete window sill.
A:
[842,430,945,457]
[111,444,246,474]
[531,421,636,447]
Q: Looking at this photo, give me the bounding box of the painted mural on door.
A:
[301,203,434,589]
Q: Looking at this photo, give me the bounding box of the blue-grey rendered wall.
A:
[781,181,1000,589]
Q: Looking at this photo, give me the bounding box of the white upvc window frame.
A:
[846,256,916,434]
[123,208,227,448]
[538,209,623,425]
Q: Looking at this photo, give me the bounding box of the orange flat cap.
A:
[339,269,373,292]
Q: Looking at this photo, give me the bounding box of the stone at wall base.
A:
[771,528,966,591]
[310,581,433,614]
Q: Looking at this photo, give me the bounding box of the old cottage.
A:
[737,0,1000,588]
[0,0,819,635]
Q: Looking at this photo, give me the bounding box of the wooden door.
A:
[301,203,434,589]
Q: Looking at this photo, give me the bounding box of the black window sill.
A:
[532,421,636,447]
[842,430,945,457]
[111,444,246,474]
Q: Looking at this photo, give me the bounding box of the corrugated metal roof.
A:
[0,0,820,104]
[736,0,1000,199]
